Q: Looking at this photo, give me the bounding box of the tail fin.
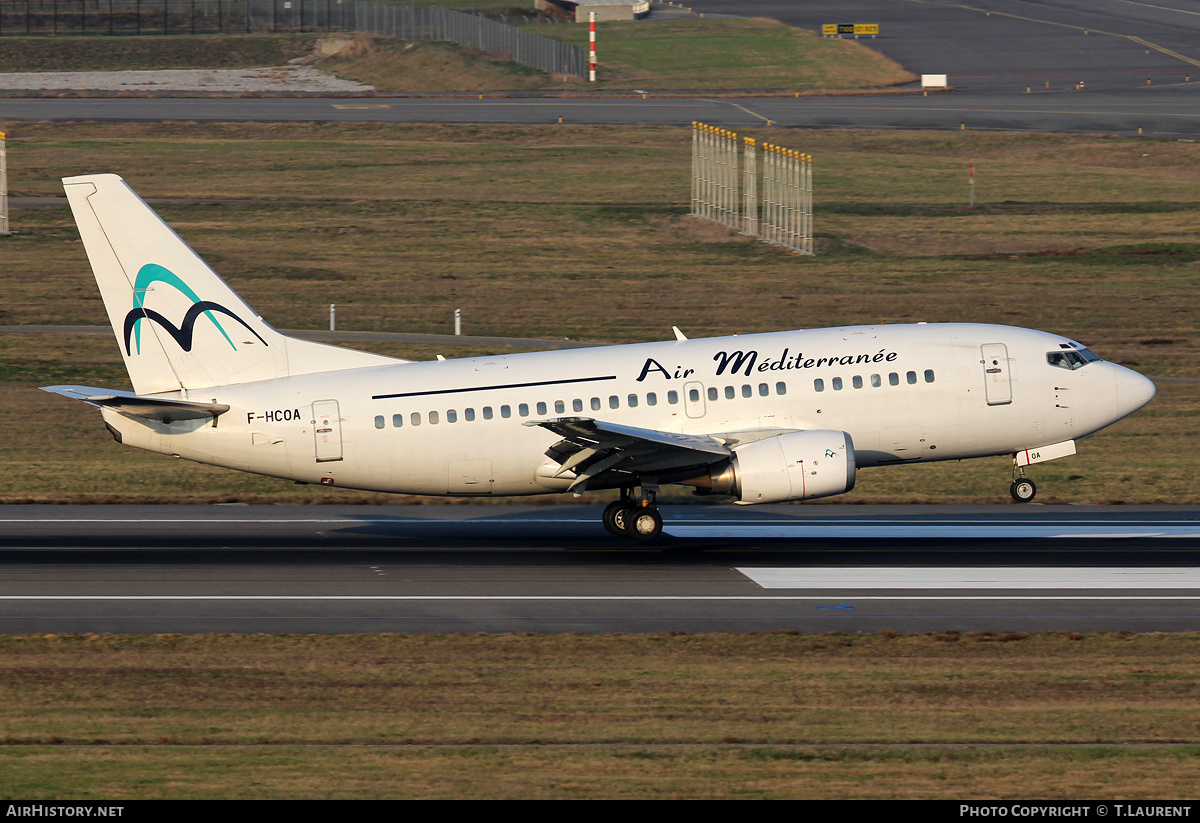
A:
[63,173,403,395]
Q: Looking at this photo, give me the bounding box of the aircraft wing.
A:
[526,417,731,491]
[42,385,229,423]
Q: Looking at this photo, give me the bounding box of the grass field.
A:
[516,17,916,90]
[0,121,1196,505]
[0,33,319,73]
[0,17,915,92]
[1,632,1199,799]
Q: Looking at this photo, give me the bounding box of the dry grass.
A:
[321,38,573,91]
[0,34,317,73]
[1,632,1199,798]
[1,121,1196,504]
[2,745,1199,799]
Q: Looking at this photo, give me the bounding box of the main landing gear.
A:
[1010,460,1037,503]
[602,485,663,542]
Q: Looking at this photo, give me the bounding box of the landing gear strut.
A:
[1010,462,1037,503]
[602,484,663,542]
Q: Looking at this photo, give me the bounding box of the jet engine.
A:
[689,430,856,504]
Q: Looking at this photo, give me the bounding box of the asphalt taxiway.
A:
[3,504,1200,634]
[4,88,1200,138]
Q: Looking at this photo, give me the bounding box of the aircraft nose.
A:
[1114,364,1156,413]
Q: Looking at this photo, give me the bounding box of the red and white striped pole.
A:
[589,12,597,82]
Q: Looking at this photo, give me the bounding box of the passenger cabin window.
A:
[591,397,602,411]
[907,371,917,384]
[573,399,583,413]
[758,384,769,396]
[852,375,863,389]
[776,382,787,395]
[609,396,619,409]
[870,374,881,388]
[374,415,385,429]
[668,390,679,404]
[465,408,476,422]
[832,377,843,391]
[814,378,825,392]
[537,402,547,415]
[429,411,439,425]
[392,414,403,428]
[554,401,565,414]
[519,403,529,417]
[647,393,657,406]
[411,412,421,426]
[483,407,493,420]
[925,370,936,383]
[447,410,458,423]
[501,405,511,419]
[889,372,899,386]
[707,387,718,401]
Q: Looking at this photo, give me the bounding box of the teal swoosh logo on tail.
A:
[124,264,264,355]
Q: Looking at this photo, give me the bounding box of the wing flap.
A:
[526,417,731,490]
[527,417,730,456]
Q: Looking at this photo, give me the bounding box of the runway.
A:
[3,4,1197,638]
[3,504,1200,634]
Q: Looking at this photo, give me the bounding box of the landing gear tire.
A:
[625,507,664,543]
[602,501,634,538]
[1010,478,1037,503]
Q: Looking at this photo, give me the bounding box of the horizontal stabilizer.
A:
[43,385,229,423]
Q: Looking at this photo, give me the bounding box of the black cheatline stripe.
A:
[372,375,617,401]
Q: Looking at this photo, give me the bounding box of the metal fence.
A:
[345,4,586,76]
[0,1,588,76]
[691,122,814,256]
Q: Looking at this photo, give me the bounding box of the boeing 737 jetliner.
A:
[45,174,1157,541]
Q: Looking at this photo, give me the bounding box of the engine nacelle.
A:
[696,430,856,504]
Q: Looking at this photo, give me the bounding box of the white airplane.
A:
[45,174,1156,541]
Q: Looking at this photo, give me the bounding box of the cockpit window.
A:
[1047,348,1098,370]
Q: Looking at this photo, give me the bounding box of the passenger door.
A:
[981,343,1012,406]
[312,399,344,462]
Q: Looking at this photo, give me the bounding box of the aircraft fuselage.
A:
[100,322,1153,498]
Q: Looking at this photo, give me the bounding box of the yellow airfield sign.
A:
[823,23,879,36]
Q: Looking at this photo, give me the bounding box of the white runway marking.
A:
[668,523,1200,539]
[739,567,1200,590]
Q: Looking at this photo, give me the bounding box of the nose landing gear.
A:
[1010,460,1037,503]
